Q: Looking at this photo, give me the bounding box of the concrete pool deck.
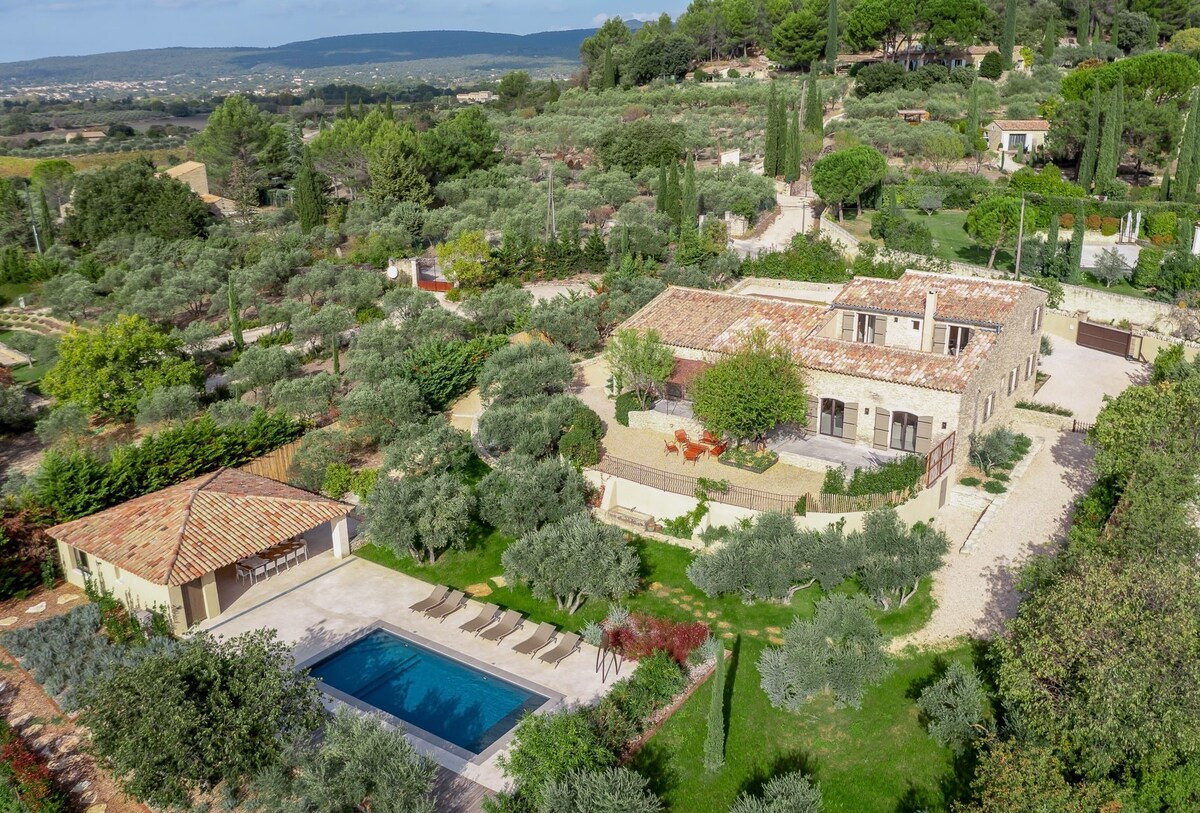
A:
[200,553,611,793]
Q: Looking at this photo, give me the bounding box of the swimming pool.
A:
[308,627,553,757]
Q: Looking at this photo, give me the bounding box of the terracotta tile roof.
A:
[48,468,353,587]
[667,358,711,388]
[989,119,1051,132]
[622,287,828,352]
[619,277,1034,393]
[833,271,1028,326]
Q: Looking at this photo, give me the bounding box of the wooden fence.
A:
[1071,419,1095,434]
[238,439,303,483]
[924,432,955,487]
[597,455,912,515]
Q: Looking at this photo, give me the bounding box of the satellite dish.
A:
[386,265,399,280]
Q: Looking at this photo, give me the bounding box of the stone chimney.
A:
[921,290,938,352]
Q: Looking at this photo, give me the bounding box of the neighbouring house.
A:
[161,160,210,197]
[898,109,930,124]
[69,130,106,144]
[48,468,356,633]
[455,90,496,104]
[986,119,1050,155]
[621,271,1046,469]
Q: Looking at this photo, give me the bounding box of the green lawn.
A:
[630,639,978,813]
[0,330,54,384]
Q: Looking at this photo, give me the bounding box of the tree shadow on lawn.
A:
[736,749,822,801]
[722,635,741,737]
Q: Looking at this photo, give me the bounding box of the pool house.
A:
[47,468,356,633]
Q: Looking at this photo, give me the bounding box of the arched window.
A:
[890,411,918,452]
[820,398,845,438]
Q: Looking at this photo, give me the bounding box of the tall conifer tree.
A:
[1076,1,1090,46]
[1095,78,1125,189]
[682,153,699,229]
[293,148,326,233]
[1069,201,1085,277]
[765,83,781,177]
[656,163,669,214]
[824,0,839,72]
[965,82,981,155]
[1001,0,1018,70]
[1170,90,1200,203]
[1078,81,1102,191]
[804,79,823,135]
[785,107,801,184]
[666,161,682,224]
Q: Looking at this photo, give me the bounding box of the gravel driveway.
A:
[892,424,1095,650]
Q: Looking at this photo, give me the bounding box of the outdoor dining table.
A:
[683,442,708,462]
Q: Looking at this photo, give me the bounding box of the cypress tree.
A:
[1047,209,1059,250]
[342,92,351,119]
[601,45,617,90]
[1078,81,1102,191]
[1171,90,1200,203]
[1069,201,1085,278]
[824,0,839,72]
[656,163,669,214]
[37,189,54,247]
[1110,12,1121,53]
[785,107,801,184]
[703,644,727,772]
[384,95,394,120]
[1076,1,1090,47]
[293,148,326,233]
[1042,22,1057,60]
[1095,78,1125,189]
[774,95,788,175]
[356,99,365,119]
[682,152,698,229]
[227,270,244,351]
[666,161,683,224]
[765,83,781,177]
[804,78,823,135]
[965,82,981,155]
[1159,168,1171,201]
[1001,0,1017,70]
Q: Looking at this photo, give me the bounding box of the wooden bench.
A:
[606,506,656,532]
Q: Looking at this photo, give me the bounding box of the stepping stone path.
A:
[71,781,90,795]
[25,601,46,614]
[765,626,782,634]
[768,636,785,645]
[10,713,32,727]
[465,583,492,597]
[693,609,704,618]
[745,629,760,637]
[86,805,107,813]
[0,617,16,626]
[57,594,80,605]
[706,612,718,619]
[722,632,736,639]
[489,576,507,589]
[716,621,731,629]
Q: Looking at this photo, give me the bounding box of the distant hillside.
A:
[0,29,594,85]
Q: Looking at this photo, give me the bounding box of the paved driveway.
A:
[1032,335,1146,422]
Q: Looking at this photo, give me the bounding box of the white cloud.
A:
[591,11,658,25]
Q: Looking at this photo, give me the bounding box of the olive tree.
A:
[461,283,534,336]
[269,373,339,421]
[729,772,823,813]
[134,384,201,428]
[855,509,949,610]
[229,344,300,406]
[381,420,474,477]
[502,512,640,614]
[917,661,989,754]
[339,378,428,445]
[366,472,475,564]
[249,709,436,813]
[539,768,661,813]
[604,328,676,404]
[476,453,588,537]
[758,594,890,711]
[478,341,574,405]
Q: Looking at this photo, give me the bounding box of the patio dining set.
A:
[408,585,582,668]
[235,538,309,585]
[663,429,727,464]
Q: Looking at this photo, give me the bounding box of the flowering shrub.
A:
[604,613,710,663]
[0,720,68,813]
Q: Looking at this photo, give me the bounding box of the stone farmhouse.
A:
[621,271,1047,467]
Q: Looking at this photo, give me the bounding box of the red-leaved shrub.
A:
[0,721,68,813]
[605,613,710,664]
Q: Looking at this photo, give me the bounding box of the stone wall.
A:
[1058,285,1181,333]
[806,367,962,449]
[628,408,705,437]
[957,286,1046,442]
[1012,407,1074,431]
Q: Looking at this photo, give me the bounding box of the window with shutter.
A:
[890,411,919,452]
[983,393,995,421]
[1025,354,1034,380]
[873,408,891,449]
[807,395,819,433]
[1008,368,1017,395]
[872,316,887,346]
[855,313,875,343]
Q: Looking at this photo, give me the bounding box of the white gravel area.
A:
[892,425,1095,651]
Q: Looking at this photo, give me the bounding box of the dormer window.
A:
[948,326,971,355]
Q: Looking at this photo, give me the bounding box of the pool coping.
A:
[296,621,565,765]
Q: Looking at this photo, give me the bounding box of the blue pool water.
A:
[309,628,549,755]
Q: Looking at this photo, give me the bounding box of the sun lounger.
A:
[480,610,524,643]
[409,584,449,613]
[538,632,581,668]
[425,590,465,620]
[459,603,499,635]
[512,622,557,657]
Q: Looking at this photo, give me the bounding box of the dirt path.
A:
[892,426,1095,651]
[730,192,814,257]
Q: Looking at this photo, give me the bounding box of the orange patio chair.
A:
[709,443,727,457]
[702,430,718,445]
[664,440,679,455]
[674,429,689,443]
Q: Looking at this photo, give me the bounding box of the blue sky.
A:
[2,1,687,62]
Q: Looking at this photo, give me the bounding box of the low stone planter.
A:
[718,447,779,473]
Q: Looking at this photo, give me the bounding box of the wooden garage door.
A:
[1077,321,1131,357]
